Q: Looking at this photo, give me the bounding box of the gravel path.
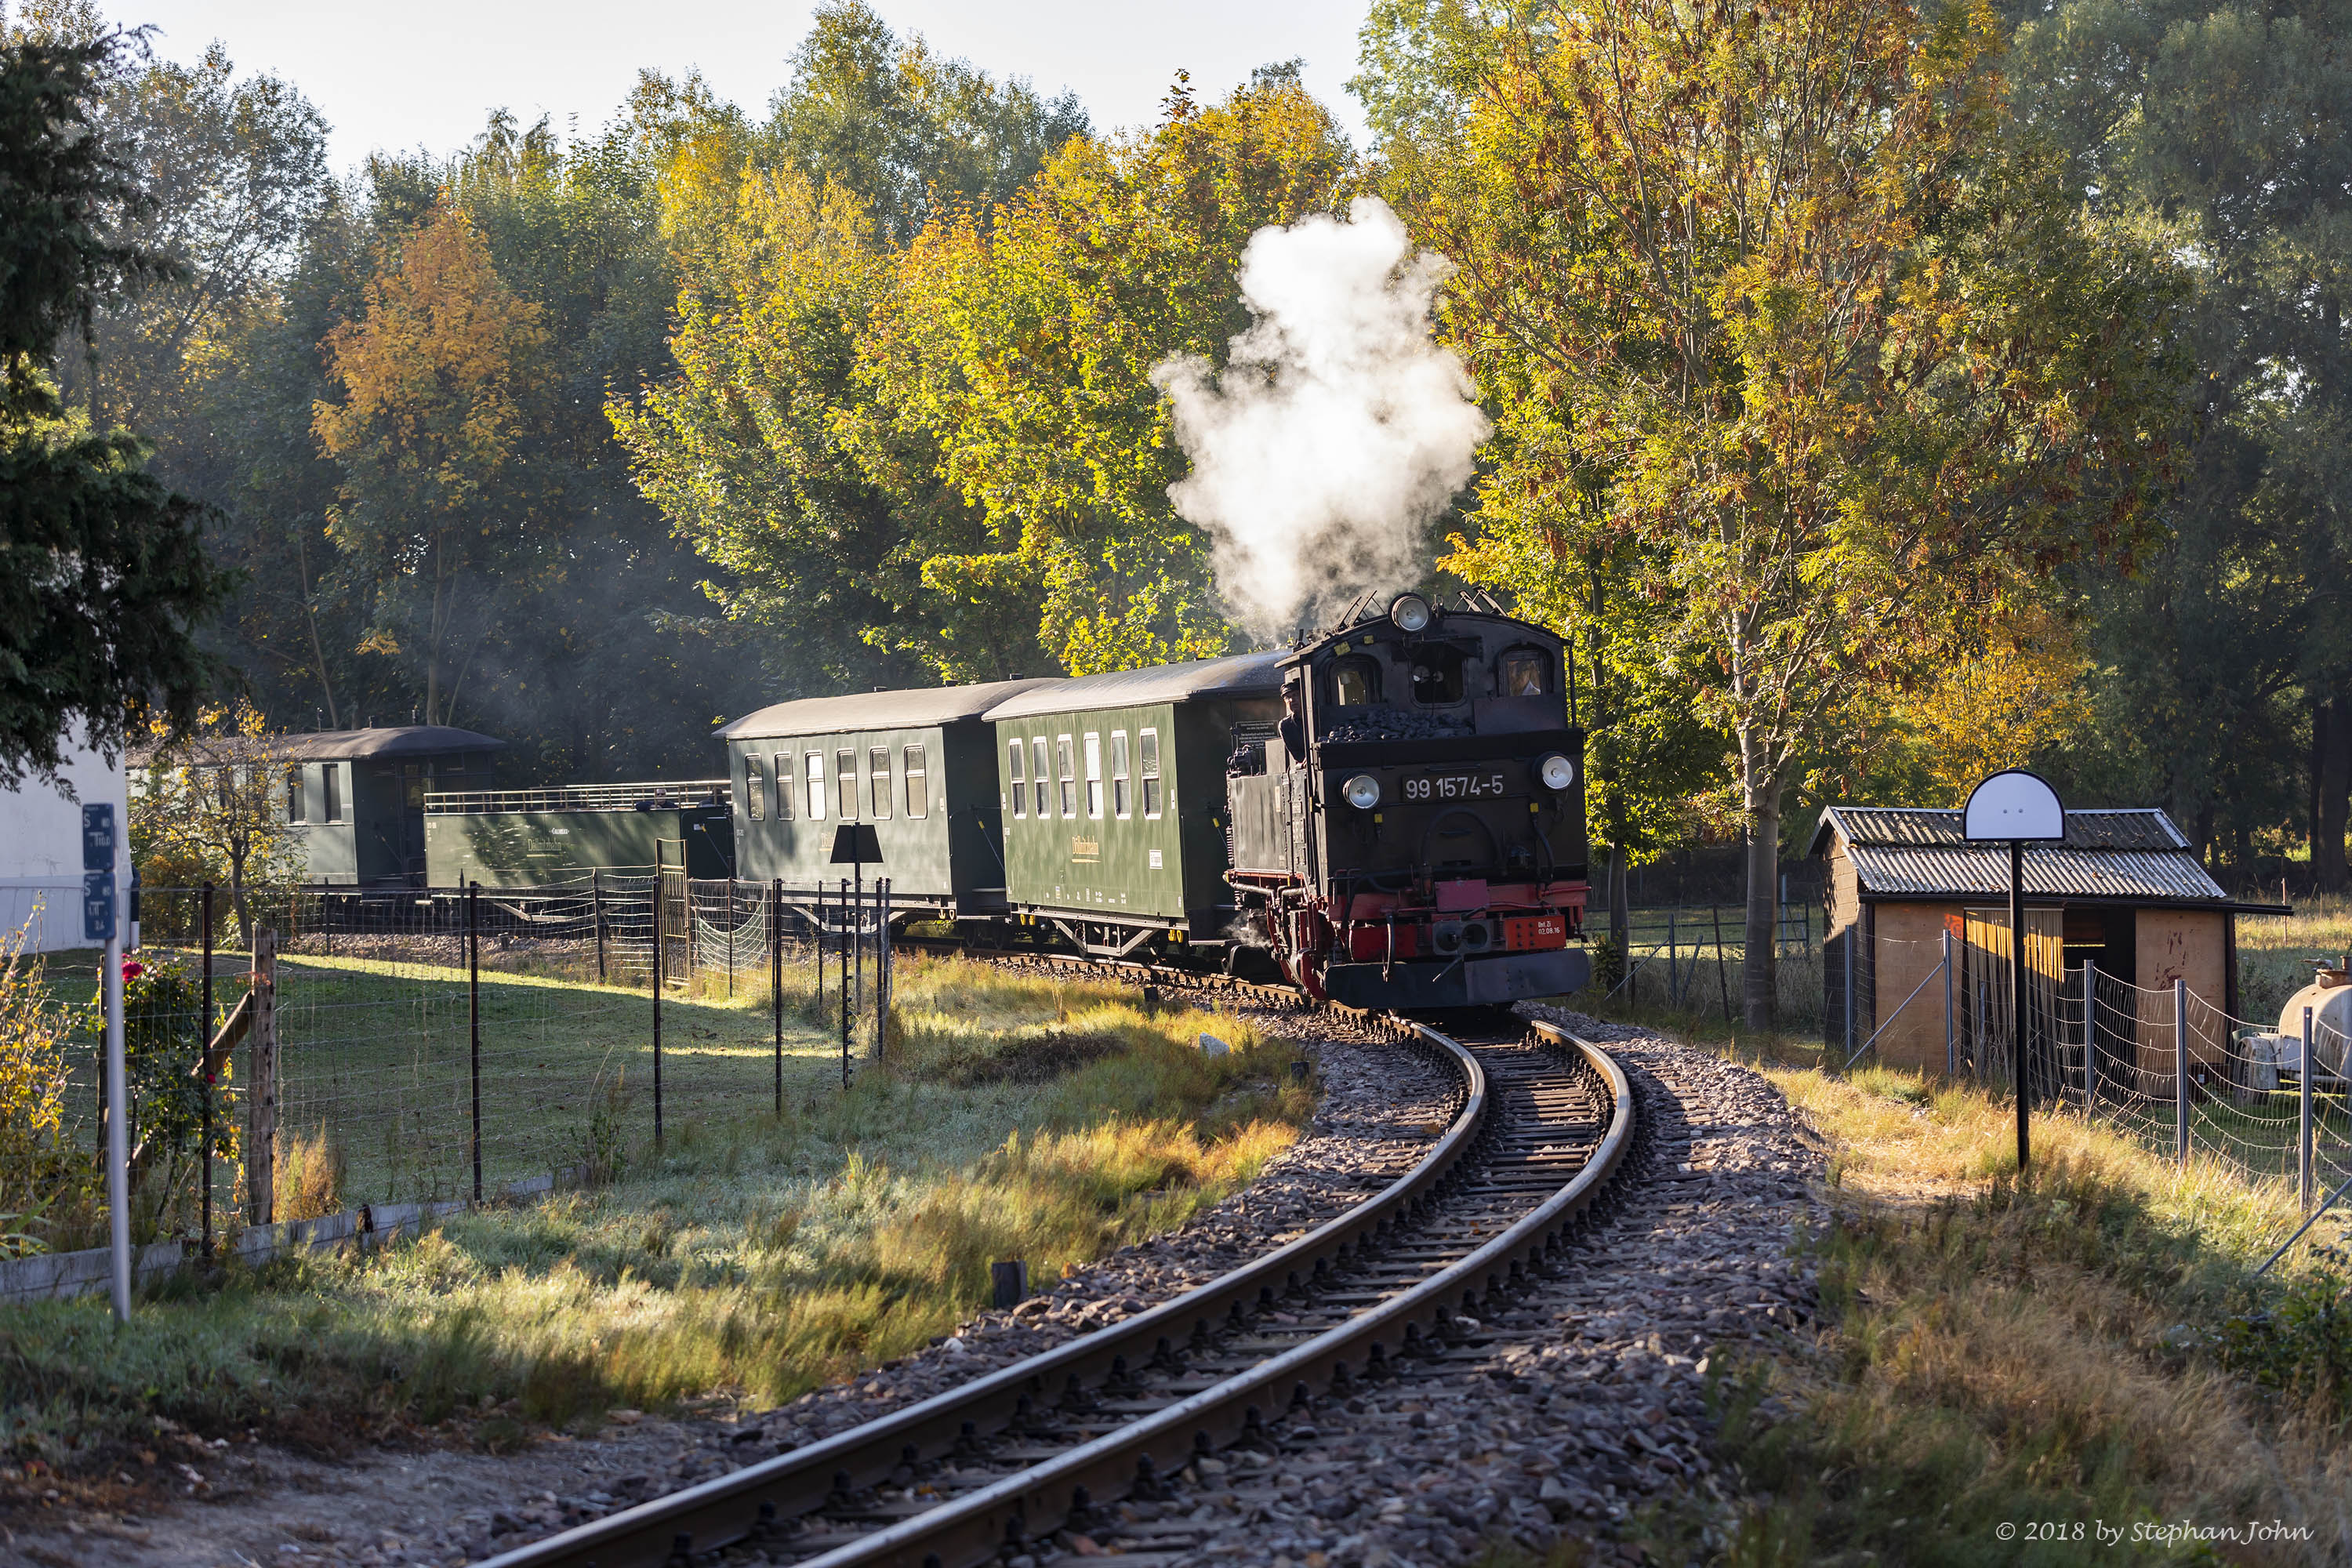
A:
[1066,1009,1824,1568]
[2,1002,1459,1568]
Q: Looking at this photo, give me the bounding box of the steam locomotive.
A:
[718,591,1591,1010]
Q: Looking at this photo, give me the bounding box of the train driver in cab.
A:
[1279,679,1308,766]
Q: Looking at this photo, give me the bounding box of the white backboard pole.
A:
[1963,770,2065,1171]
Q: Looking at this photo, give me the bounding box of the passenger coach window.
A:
[1083,733,1104,818]
[904,746,928,818]
[1497,648,1550,697]
[286,766,305,824]
[1007,740,1027,817]
[1110,731,1131,818]
[806,751,826,819]
[1057,735,1076,818]
[1331,655,1381,707]
[1140,729,1161,818]
[774,753,794,818]
[869,746,892,819]
[744,754,765,821]
[1032,738,1050,816]
[837,750,858,818]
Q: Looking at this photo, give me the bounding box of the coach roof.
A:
[981,652,1289,720]
[717,678,1065,741]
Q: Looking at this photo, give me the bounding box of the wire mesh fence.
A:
[1828,920,2352,1212]
[1591,899,1822,1025]
[38,877,902,1250]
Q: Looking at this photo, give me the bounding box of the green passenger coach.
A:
[717,679,1063,916]
[983,653,1285,955]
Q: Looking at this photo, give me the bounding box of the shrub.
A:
[0,920,99,1255]
[275,1126,345,1221]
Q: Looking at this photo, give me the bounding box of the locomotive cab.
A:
[1226,594,1592,1007]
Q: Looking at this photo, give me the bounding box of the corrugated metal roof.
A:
[982,652,1287,720]
[717,678,1065,740]
[1841,843,2227,902]
[1817,805,2186,852]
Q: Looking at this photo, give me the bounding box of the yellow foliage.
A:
[1895,605,2092,800]
[129,699,302,921]
[0,918,93,1256]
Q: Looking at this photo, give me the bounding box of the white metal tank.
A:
[2272,967,2352,1080]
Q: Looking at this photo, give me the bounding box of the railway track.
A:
[477,995,1635,1568]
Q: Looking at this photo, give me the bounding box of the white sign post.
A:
[1963,769,2066,1171]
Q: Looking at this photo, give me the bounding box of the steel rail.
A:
[477,1017,1486,1568]
[779,1023,1632,1568]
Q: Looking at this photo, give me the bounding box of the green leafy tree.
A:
[2006,0,2352,881]
[1367,0,2184,1023]
[0,29,229,787]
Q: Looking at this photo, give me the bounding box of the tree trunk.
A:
[2318,695,2351,891]
[1743,785,1780,1029]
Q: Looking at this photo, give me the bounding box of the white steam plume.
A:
[1152,195,1490,640]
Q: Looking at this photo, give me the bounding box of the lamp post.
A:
[1962,769,2067,1171]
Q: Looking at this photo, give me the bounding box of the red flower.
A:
[122,960,146,981]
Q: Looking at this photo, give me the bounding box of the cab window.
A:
[1410,645,1466,704]
[1497,647,1551,697]
[1330,655,1381,707]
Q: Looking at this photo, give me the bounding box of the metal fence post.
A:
[592,868,604,982]
[725,877,736,1000]
[201,882,214,1254]
[1667,909,1679,1004]
[1843,927,1856,1063]
[1711,902,1731,1021]
[876,877,891,1059]
[2174,977,2190,1166]
[771,878,784,1116]
[2082,960,2099,1111]
[2302,1004,2316,1215]
[467,881,482,1203]
[652,877,664,1150]
[839,877,851,1088]
[1943,929,1955,1080]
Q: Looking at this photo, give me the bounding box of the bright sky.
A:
[125,1,1377,175]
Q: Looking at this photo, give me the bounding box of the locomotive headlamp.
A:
[1538,753,1577,791]
[1389,593,1432,633]
[1342,773,1381,810]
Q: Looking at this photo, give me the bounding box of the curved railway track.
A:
[478,989,1634,1568]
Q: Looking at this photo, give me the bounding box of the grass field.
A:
[1613,1040,2352,1564]
[0,956,1316,1481]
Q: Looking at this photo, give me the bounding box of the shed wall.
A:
[2132,907,2229,1081]
[1870,902,1963,1073]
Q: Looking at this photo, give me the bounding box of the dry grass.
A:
[1676,1062,2352,1565]
[274,1127,345,1222]
[0,957,1316,1466]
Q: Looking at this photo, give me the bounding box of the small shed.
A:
[1808,806,2285,1079]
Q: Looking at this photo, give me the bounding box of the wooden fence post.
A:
[246,927,278,1228]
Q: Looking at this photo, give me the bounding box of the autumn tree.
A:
[129,700,299,941]
[1370,0,2181,1023]
[313,204,550,727]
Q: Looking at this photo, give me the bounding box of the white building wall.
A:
[0,730,128,953]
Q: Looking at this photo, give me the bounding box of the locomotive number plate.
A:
[1403,771,1508,800]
